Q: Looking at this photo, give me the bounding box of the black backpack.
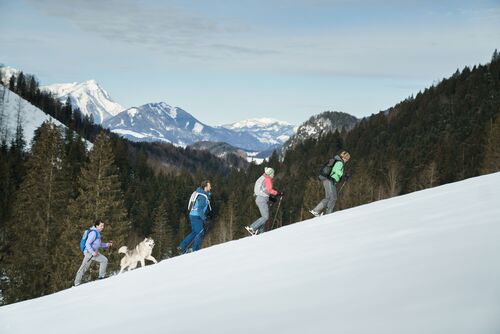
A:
[319,157,341,178]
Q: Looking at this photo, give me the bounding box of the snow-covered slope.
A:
[1,173,499,333]
[0,86,90,148]
[42,80,123,124]
[222,118,296,146]
[103,102,269,151]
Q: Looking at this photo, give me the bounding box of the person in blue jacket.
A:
[178,180,212,253]
[74,219,113,286]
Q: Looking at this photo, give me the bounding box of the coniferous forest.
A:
[0,53,499,305]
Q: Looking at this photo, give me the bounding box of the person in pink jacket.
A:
[245,167,283,235]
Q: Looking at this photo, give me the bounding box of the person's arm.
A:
[264,177,278,196]
[330,161,344,183]
[85,231,97,254]
[198,195,208,220]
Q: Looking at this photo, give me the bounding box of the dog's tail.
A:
[118,246,128,254]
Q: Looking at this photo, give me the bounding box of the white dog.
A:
[118,237,158,274]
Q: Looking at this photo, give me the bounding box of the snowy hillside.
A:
[1,172,499,333]
[42,80,123,124]
[0,86,90,148]
[103,102,270,151]
[222,118,296,146]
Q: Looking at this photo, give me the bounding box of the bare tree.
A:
[386,160,402,197]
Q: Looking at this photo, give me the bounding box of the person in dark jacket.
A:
[74,219,113,286]
[310,150,350,217]
[178,180,212,253]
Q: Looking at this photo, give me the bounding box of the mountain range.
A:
[1,67,360,157]
[101,102,292,152]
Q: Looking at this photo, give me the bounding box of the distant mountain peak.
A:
[41,80,123,124]
[281,111,358,156]
[222,118,296,147]
[0,66,21,85]
[224,118,293,129]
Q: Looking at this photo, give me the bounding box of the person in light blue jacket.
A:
[74,219,113,286]
[178,180,212,253]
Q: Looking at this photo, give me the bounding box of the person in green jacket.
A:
[310,150,350,217]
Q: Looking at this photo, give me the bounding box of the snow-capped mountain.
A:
[1,172,499,333]
[42,80,123,124]
[222,118,296,146]
[0,66,20,86]
[0,85,91,148]
[103,102,274,151]
[281,111,358,155]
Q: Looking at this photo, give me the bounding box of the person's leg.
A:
[74,252,93,286]
[313,178,333,214]
[250,196,269,233]
[191,216,205,251]
[325,183,337,214]
[92,253,108,279]
[179,217,198,251]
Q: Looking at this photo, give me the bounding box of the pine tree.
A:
[4,122,70,302]
[67,132,131,275]
[482,116,500,173]
[150,201,174,260]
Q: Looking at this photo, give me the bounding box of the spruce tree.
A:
[151,201,174,260]
[66,132,131,276]
[4,122,70,302]
[482,116,500,173]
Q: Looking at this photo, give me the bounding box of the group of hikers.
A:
[74,150,351,285]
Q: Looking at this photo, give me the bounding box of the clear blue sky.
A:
[1,0,498,126]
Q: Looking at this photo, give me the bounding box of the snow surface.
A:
[0,87,91,149]
[192,122,204,134]
[1,173,500,333]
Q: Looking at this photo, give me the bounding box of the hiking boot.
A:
[309,210,320,217]
[245,226,256,235]
[176,246,184,255]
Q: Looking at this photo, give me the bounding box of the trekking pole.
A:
[270,196,283,230]
[337,171,352,195]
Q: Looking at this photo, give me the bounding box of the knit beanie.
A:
[264,167,275,177]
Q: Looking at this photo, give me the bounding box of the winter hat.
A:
[264,167,275,177]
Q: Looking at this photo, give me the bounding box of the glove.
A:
[277,190,285,197]
[344,170,352,180]
[269,195,278,203]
